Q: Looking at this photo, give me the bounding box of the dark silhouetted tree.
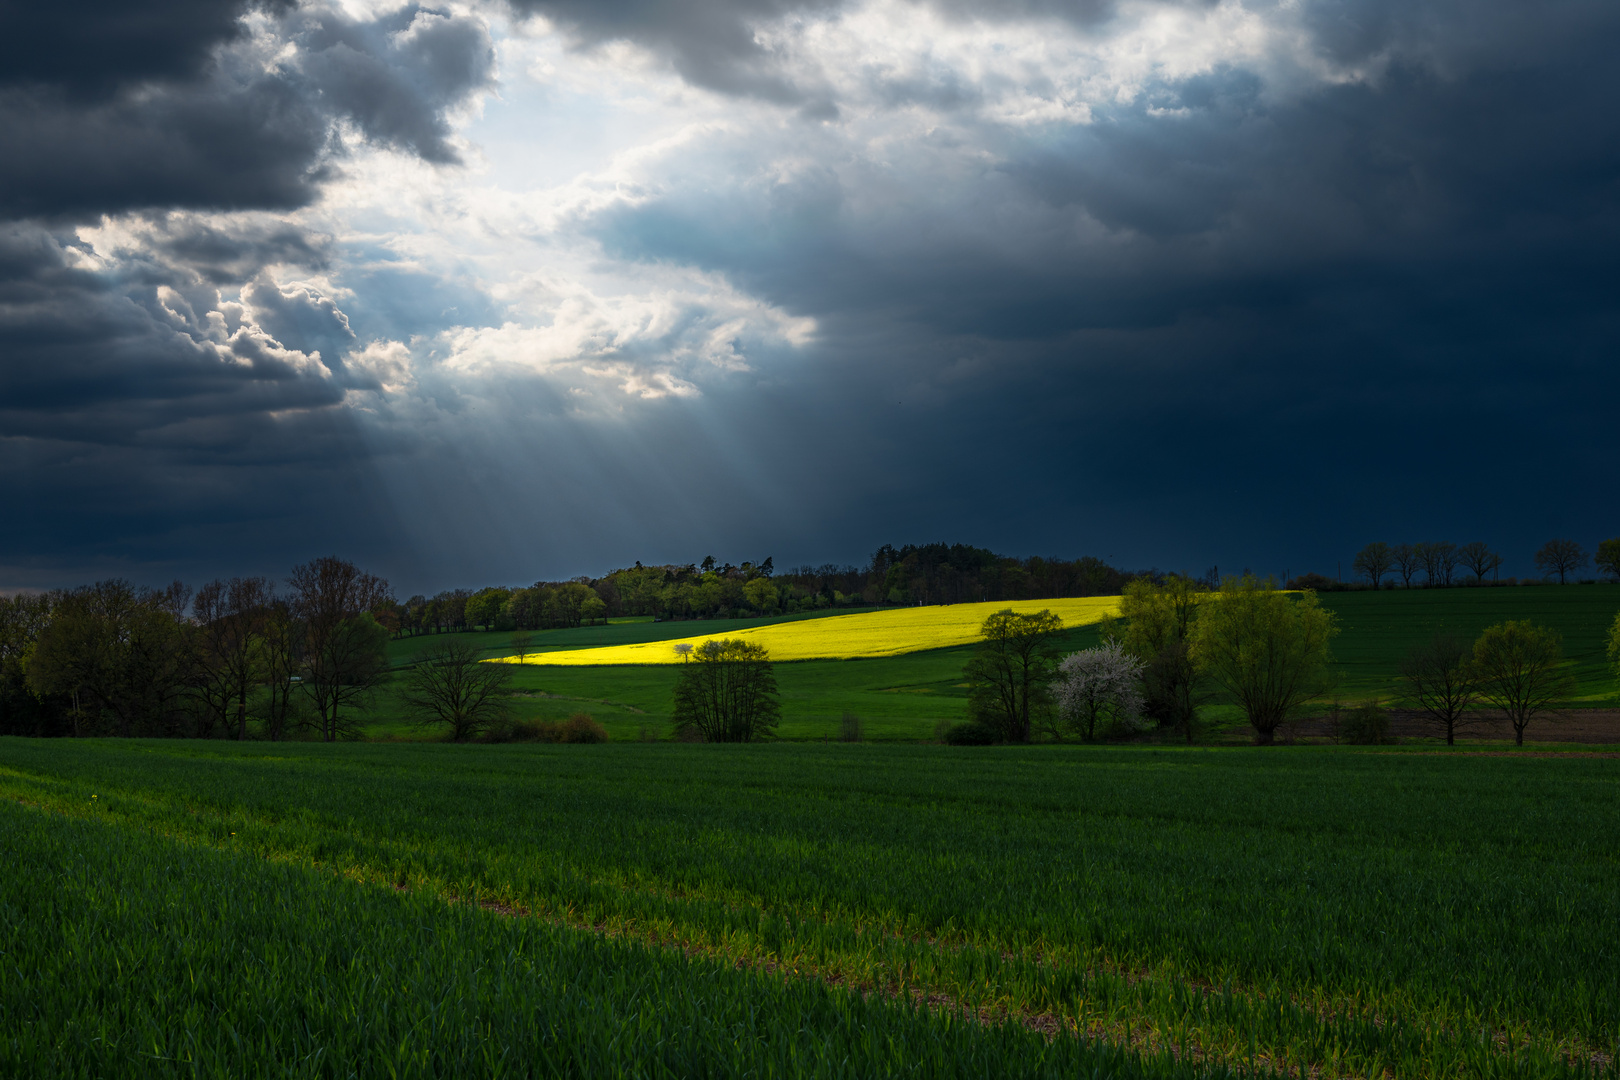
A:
[671,638,780,742]
[401,640,513,742]
[1352,542,1394,587]
[1534,539,1588,584]
[1398,633,1482,745]
[1457,542,1502,584]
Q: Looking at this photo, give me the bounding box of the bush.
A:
[943,721,997,746]
[839,712,863,742]
[483,713,608,744]
[561,713,609,743]
[1334,702,1392,745]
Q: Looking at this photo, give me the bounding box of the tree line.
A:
[395,544,1146,634]
[946,575,1610,747]
[0,557,395,739]
[1321,537,1620,590]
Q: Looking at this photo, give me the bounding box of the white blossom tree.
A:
[1052,640,1146,741]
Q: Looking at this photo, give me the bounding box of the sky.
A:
[1,0,1616,594]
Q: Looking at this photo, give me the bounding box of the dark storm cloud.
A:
[0,1,497,584]
[0,2,493,217]
[571,0,1620,582]
[506,0,843,104]
[0,0,293,98]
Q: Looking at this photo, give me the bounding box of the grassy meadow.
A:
[1,739,1616,1078]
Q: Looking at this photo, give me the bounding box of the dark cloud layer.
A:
[2,0,1618,591]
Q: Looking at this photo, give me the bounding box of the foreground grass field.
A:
[2,740,1616,1078]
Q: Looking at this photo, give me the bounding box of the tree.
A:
[1608,612,1620,681]
[964,608,1064,743]
[1052,641,1145,741]
[1416,541,1458,586]
[1392,543,1420,588]
[259,600,301,742]
[1596,538,1620,582]
[671,638,780,742]
[1189,576,1337,745]
[743,577,779,613]
[1457,542,1502,584]
[1535,539,1588,585]
[1352,542,1394,587]
[401,640,513,742]
[1116,576,1206,741]
[192,577,272,741]
[509,631,534,663]
[1398,634,1482,745]
[28,581,192,738]
[288,557,394,741]
[1471,621,1573,746]
[300,613,391,741]
[465,588,508,631]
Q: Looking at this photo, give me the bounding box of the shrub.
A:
[943,721,997,746]
[1334,702,1392,745]
[561,713,609,743]
[839,712,864,742]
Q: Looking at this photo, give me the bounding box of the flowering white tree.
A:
[1052,640,1146,741]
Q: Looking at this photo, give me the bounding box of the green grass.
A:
[2,740,1615,1079]
[1321,584,1620,705]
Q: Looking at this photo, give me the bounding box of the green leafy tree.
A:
[1189,575,1337,745]
[1608,611,1620,680]
[1398,633,1482,745]
[743,577,779,613]
[1472,621,1573,746]
[671,639,780,742]
[1352,542,1394,587]
[964,609,1064,743]
[401,640,513,742]
[1117,576,1206,741]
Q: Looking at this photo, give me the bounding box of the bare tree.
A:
[1534,539,1588,585]
[287,557,394,741]
[1417,541,1458,586]
[1052,641,1145,741]
[401,640,513,742]
[1471,621,1573,746]
[193,577,273,740]
[1352,542,1394,587]
[1392,543,1421,588]
[509,631,534,663]
[1457,542,1502,584]
[1398,634,1482,745]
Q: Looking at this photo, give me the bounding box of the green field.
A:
[1,740,1615,1078]
[371,586,1620,742]
[1319,585,1620,706]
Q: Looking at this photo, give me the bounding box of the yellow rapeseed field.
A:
[496,596,1121,666]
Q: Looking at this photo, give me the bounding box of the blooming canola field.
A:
[497,596,1122,665]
